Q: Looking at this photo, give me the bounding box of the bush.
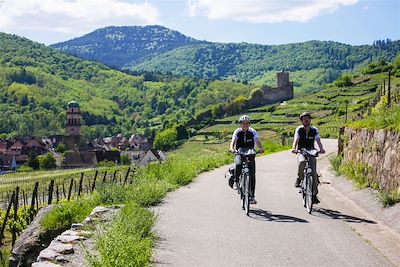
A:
[329,154,343,175]
[38,153,57,170]
[97,160,115,167]
[41,198,96,231]
[17,165,33,172]
[120,154,131,165]
[154,128,179,151]
[55,143,66,153]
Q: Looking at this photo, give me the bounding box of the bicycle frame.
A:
[299,148,318,214]
[236,148,256,215]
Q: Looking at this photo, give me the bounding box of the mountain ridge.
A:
[51,25,400,83]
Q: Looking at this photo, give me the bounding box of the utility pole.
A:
[345,100,349,123]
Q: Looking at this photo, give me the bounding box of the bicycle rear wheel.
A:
[244,173,250,215]
[306,174,313,214]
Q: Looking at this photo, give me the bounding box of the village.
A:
[0,101,166,171]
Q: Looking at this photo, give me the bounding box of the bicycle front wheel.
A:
[244,172,250,215]
[306,174,313,214]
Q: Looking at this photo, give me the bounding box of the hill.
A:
[52,26,399,95]
[51,25,203,68]
[193,62,400,144]
[0,33,253,139]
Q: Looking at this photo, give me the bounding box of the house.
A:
[62,150,120,168]
[138,149,165,166]
[63,151,97,169]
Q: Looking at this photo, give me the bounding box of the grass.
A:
[88,202,155,267]
[348,101,400,133]
[378,191,400,207]
[197,72,389,139]
[329,154,400,207]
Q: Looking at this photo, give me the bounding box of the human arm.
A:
[255,139,264,153]
[229,138,237,153]
[229,129,238,153]
[316,138,325,154]
[292,127,300,153]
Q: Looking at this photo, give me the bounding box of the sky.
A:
[0,0,398,46]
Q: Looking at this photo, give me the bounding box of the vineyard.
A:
[0,165,133,252]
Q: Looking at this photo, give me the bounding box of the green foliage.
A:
[27,153,40,170]
[329,154,343,175]
[349,105,400,133]
[97,160,116,167]
[55,143,66,153]
[0,32,257,139]
[134,40,400,81]
[120,154,131,165]
[17,165,34,172]
[89,202,155,267]
[378,190,400,207]
[41,198,97,231]
[333,74,353,87]
[337,161,373,189]
[153,128,179,151]
[38,153,57,170]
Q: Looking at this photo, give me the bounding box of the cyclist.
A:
[229,115,264,204]
[292,112,325,203]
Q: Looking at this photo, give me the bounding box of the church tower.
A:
[66,101,81,136]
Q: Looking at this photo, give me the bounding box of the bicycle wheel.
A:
[306,174,313,214]
[244,172,250,215]
[302,181,306,208]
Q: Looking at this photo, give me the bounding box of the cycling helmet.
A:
[239,115,251,123]
[299,112,312,120]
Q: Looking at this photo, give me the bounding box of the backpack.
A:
[225,166,235,188]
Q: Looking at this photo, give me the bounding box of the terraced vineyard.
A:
[197,72,392,140]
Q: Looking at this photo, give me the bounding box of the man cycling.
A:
[229,115,264,204]
[292,112,325,204]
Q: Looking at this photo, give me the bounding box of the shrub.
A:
[41,198,96,231]
[38,153,57,170]
[17,165,33,172]
[120,154,131,165]
[97,160,115,167]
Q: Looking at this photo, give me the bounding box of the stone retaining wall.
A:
[343,127,400,192]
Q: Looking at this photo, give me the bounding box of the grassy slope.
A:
[197,72,388,139]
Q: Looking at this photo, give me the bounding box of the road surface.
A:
[153,139,399,266]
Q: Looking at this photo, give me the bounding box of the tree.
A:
[154,128,178,151]
[38,153,57,170]
[27,152,39,170]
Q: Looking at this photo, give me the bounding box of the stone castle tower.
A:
[66,101,81,136]
[277,71,294,99]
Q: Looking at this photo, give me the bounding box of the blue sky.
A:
[0,0,398,45]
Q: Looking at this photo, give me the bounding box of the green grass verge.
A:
[329,154,399,207]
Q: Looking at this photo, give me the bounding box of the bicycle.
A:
[234,148,257,216]
[295,148,319,214]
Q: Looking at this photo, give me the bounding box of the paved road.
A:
[153,139,396,266]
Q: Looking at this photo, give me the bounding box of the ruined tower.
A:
[277,71,293,100]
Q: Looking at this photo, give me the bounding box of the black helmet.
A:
[299,112,311,120]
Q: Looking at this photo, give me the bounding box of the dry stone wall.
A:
[343,127,400,193]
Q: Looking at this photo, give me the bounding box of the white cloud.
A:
[0,0,160,35]
[186,0,359,23]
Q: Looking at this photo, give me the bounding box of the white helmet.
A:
[239,115,250,123]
